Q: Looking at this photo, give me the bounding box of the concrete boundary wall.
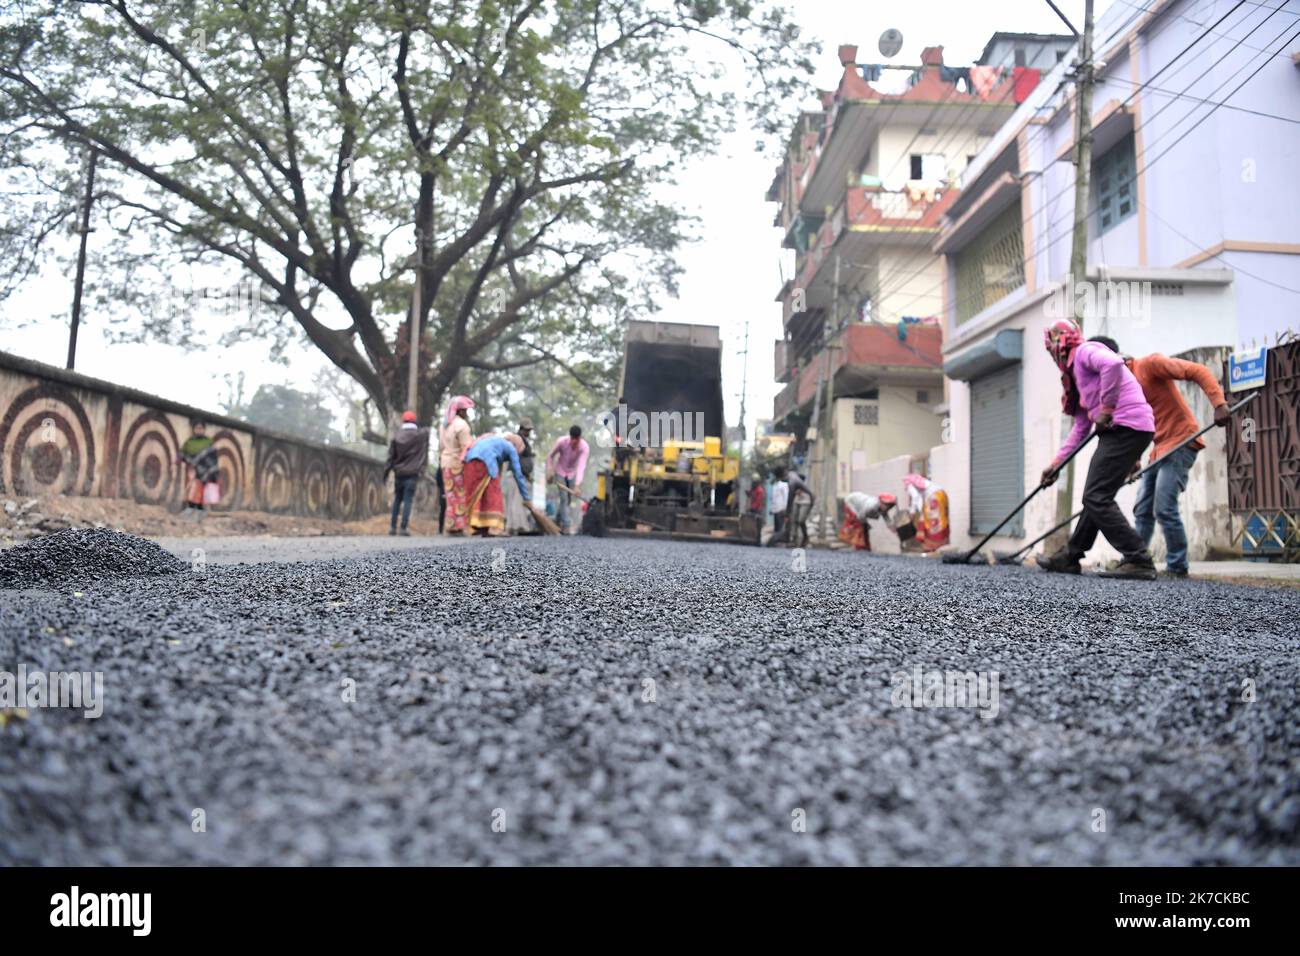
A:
[0,350,427,520]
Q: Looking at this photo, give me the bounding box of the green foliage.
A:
[743,440,787,482]
[2,0,814,423]
[224,383,343,444]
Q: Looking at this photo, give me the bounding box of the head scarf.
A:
[1044,320,1084,414]
[902,473,929,492]
[444,395,474,426]
[401,410,417,423]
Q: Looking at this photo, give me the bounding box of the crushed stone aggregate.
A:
[1,532,1297,865]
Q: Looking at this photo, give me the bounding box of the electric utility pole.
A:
[737,319,750,465]
[815,254,842,544]
[1049,0,1095,552]
[67,147,97,370]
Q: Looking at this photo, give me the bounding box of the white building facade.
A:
[927,0,1300,563]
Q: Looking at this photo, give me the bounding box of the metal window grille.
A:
[1094,133,1136,234]
[954,201,1025,324]
[853,403,879,426]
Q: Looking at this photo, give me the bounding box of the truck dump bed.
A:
[618,321,726,443]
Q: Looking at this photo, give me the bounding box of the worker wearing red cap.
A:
[384,410,430,536]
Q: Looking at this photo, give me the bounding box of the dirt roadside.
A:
[0,493,441,547]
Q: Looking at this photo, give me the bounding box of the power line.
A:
[1110,0,1300,61]
[1029,0,1296,266]
[868,39,1069,306]
[1026,9,1300,286]
[1111,75,1300,125]
[877,7,1300,320]
[872,0,1265,315]
[1141,199,1300,294]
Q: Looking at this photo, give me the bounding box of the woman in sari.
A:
[463,433,531,536]
[837,492,896,551]
[439,395,475,534]
[178,421,221,515]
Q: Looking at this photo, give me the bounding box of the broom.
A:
[941,431,1098,565]
[997,393,1260,566]
[525,501,562,535]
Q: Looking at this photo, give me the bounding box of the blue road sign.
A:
[1228,347,1267,392]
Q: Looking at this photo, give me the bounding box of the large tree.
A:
[1,0,811,423]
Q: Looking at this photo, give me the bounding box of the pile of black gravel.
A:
[1,536,1297,865]
[0,527,185,589]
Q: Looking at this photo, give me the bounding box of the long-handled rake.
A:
[941,431,1098,565]
[996,392,1259,566]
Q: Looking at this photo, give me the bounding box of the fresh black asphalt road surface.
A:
[1,529,1297,865]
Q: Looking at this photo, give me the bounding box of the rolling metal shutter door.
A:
[969,364,1023,535]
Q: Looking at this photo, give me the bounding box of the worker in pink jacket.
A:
[1037,320,1157,580]
[547,425,590,533]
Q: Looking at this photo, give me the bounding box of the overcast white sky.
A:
[1,1,1107,439]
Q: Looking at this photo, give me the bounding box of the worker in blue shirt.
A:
[462,433,531,535]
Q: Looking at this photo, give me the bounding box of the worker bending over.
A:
[1037,320,1157,580]
[464,433,531,537]
[838,492,897,550]
[1090,335,1231,577]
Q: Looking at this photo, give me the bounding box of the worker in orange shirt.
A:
[1090,336,1231,577]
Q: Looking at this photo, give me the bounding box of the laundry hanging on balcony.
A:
[969,65,1004,98]
[939,65,971,92]
[1012,66,1041,104]
[896,316,938,341]
[905,181,940,204]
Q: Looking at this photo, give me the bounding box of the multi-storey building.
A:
[768,36,1067,516]
[929,0,1300,562]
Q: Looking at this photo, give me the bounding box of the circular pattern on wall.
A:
[362,469,385,517]
[118,410,181,506]
[333,461,360,520]
[0,383,97,497]
[301,452,330,516]
[257,442,294,514]
[209,429,247,511]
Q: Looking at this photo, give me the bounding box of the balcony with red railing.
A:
[787,184,959,310]
[797,44,1022,216]
[772,322,944,427]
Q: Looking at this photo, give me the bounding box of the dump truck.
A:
[590,320,759,543]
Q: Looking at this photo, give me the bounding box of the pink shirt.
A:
[548,437,590,484]
[1054,341,1156,465]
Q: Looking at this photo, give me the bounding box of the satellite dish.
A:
[879,28,903,59]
